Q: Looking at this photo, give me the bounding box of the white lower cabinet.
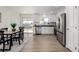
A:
[41,27,54,34]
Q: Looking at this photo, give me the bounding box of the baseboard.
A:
[66,48,72,52]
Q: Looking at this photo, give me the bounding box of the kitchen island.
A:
[34,24,55,35]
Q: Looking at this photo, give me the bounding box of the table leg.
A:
[9,34,12,50]
[11,34,13,46]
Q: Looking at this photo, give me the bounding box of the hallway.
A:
[21,35,69,52]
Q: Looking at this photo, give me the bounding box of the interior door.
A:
[66,7,74,51]
[73,7,79,51]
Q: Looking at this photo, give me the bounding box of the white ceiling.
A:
[1,6,65,14]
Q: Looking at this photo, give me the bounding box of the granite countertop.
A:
[34,25,55,27]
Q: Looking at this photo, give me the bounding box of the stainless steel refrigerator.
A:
[56,13,66,47]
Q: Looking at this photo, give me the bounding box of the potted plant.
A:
[11,23,17,31]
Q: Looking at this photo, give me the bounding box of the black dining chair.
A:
[2,28,10,45]
[12,31,21,45]
[12,27,24,45]
[19,27,24,41]
[0,31,12,52]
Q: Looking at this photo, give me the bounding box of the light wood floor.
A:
[21,34,69,52]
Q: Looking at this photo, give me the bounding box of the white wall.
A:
[0,7,20,30]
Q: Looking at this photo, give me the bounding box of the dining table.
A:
[3,30,20,50]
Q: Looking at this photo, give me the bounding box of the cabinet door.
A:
[41,27,54,34]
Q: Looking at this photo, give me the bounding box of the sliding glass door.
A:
[21,17,34,33]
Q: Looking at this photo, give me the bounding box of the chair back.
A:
[1,28,8,31]
[0,31,4,42]
[19,27,24,40]
[19,27,24,31]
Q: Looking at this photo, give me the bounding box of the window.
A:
[23,21,33,28]
[44,18,49,22]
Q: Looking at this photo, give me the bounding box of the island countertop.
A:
[34,24,55,27]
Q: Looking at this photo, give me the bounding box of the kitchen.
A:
[20,13,57,35]
[19,7,66,51]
